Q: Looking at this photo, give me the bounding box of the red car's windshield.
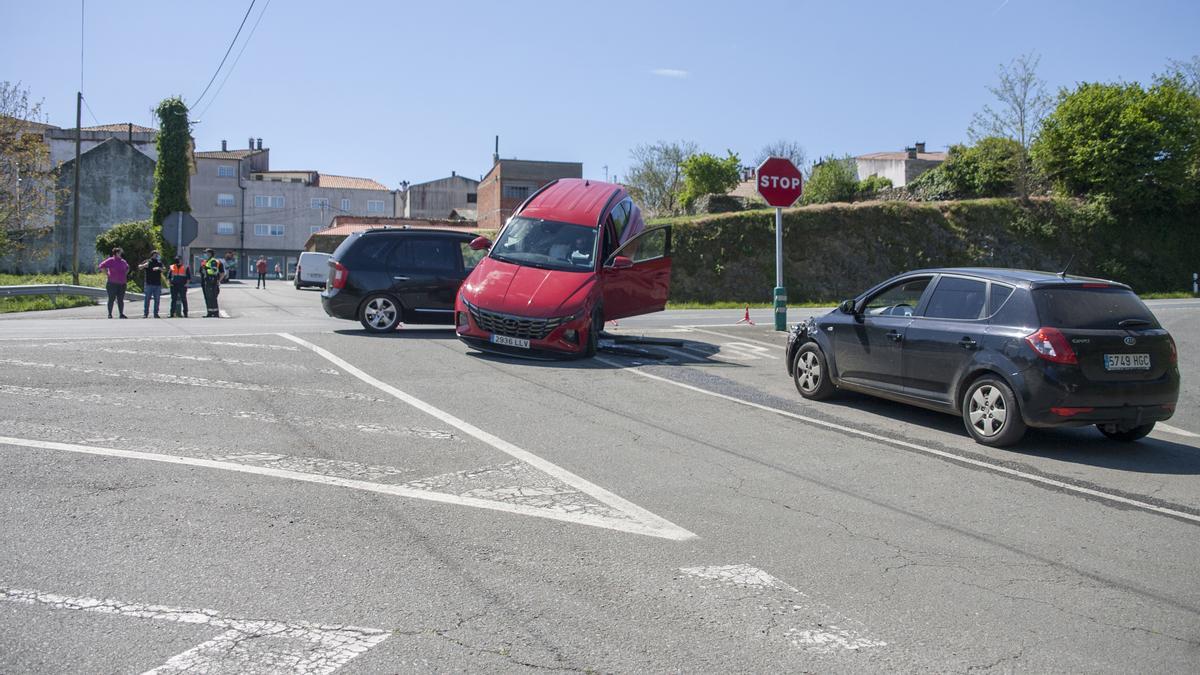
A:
[490,217,598,272]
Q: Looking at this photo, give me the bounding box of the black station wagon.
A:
[786,268,1180,446]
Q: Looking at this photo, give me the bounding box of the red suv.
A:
[456,179,672,358]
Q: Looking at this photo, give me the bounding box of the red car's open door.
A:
[600,225,672,321]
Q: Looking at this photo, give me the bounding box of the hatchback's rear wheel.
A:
[792,343,835,400]
[359,294,401,333]
[1097,422,1155,442]
[962,377,1027,447]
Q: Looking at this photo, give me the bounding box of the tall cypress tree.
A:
[151,97,192,254]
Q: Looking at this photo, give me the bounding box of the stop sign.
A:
[756,157,804,207]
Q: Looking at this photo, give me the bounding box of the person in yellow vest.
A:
[199,248,226,318]
[168,257,191,318]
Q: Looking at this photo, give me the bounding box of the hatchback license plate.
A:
[491,334,530,349]
[1104,353,1151,371]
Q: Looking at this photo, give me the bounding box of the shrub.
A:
[95,219,168,289]
[905,165,958,201]
[802,156,858,204]
[856,175,893,198]
[941,137,1026,197]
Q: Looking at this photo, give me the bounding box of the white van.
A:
[295,251,332,289]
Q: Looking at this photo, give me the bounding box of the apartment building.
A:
[189,138,396,277]
[402,172,479,220]
[477,158,582,229]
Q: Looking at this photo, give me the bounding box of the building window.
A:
[340,198,350,211]
[216,193,235,206]
[216,222,235,235]
[466,192,477,203]
[254,224,285,237]
[502,185,530,199]
[311,198,330,209]
[254,195,284,208]
[367,199,385,213]
[217,165,236,177]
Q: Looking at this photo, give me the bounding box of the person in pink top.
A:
[98,247,130,319]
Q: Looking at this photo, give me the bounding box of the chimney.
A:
[127,123,133,143]
[915,141,926,154]
[256,138,263,150]
[493,135,500,165]
[905,146,917,160]
[221,139,227,152]
[451,170,456,178]
[248,137,254,150]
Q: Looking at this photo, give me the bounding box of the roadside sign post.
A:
[755,157,804,330]
[162,211,199,265]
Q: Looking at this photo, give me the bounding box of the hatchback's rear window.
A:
[1033,287,1158,329]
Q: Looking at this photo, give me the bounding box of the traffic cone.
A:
[736,305,755,325]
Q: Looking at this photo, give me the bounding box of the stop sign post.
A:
[756,157,804,330]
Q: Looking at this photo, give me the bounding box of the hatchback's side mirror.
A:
[839,299,857,315]
[607,256,634,270]
[469,236,492,251]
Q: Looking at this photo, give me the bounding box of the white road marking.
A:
[679,564,886,654]
[678,326,787,350]
[35,344,339,375]
[0,435,692,540]
[0,358,380,402]
[597,357,1200,526]
[0,332,284,342]
[1156,423,1200,439]
[277,333,696,540]
[198,340,300,351]
[1,586,387,675]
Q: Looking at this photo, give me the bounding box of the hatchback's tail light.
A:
[1168,335,1178,364]
[331,261,349,289]
[1025,327,1077,364]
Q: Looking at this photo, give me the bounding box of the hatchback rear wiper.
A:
[1118,318,1153,328]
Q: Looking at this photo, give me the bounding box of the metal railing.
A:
[0,284,145,301]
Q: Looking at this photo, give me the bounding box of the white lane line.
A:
[1,586,387,675]
[0,435,691,540]
[678,326,788,350]
[1157,423,1200,439]
[0,358,380,402]
[0,331,283,342]
[597,357,1200,526]
[198,340,300,351]
[278,333,696,541]
[36,344,339,375]
[679,564,886,654]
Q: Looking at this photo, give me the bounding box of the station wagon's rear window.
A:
[1033,287,1158,329]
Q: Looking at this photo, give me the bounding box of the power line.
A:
[80,94,101,127]
[191,0,256,111]
[197,0,271,120]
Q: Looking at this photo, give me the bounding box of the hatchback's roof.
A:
[908,267,1126,289]
[518,178,624,228]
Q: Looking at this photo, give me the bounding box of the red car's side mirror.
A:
[469,236,492,251]
[608,256,634,270]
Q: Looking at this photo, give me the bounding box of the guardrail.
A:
[0,284,145,301]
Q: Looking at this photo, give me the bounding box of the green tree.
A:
[1032,78,1200,210]
[151,96,193,257]
[0,82,57,260]
[941,137,1027,198]
[856,174,892,198]
[678,151,741,209]
[802,156,858,204]
[625,140,697,216]
[95,219,167,290]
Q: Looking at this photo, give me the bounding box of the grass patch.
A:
[0,295,96,314]
[1140,292,1195,299]
[0,272,107,288]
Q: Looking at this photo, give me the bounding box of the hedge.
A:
[655,198,1199,303]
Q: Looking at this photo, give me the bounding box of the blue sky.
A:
[2,0,1197,187]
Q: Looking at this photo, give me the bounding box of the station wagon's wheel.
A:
[792,343,835,400]
[1097,422,1155,442]
[962,376,1026,447]
[359,294,402,333]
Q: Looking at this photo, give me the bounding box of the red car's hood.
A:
[463,257,594,317]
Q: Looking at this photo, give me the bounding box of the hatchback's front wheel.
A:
[962,377,1027,447]
[359,294,401,333]
[792,343,835,400]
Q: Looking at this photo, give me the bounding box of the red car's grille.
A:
[467,304,566,340]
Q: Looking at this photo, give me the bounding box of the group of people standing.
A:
[98,247,229,319]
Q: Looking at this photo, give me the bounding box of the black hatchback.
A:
[321,228,484,332]
[786,268,1180,446]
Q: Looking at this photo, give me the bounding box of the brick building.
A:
[477,159,582,229]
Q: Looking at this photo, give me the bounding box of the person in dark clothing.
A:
[168,257,191,318]
[199,248,226,317]
[98,247,129,319]
[139,250,165,318]
[255,256,268,289]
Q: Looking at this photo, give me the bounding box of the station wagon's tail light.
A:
[331,261,349,289]
[1168,336,1178,364]
[1025,327,1077,365]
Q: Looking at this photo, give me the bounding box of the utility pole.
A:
[71,91,82,284]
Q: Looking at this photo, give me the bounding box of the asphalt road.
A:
[1,281,1198,673]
